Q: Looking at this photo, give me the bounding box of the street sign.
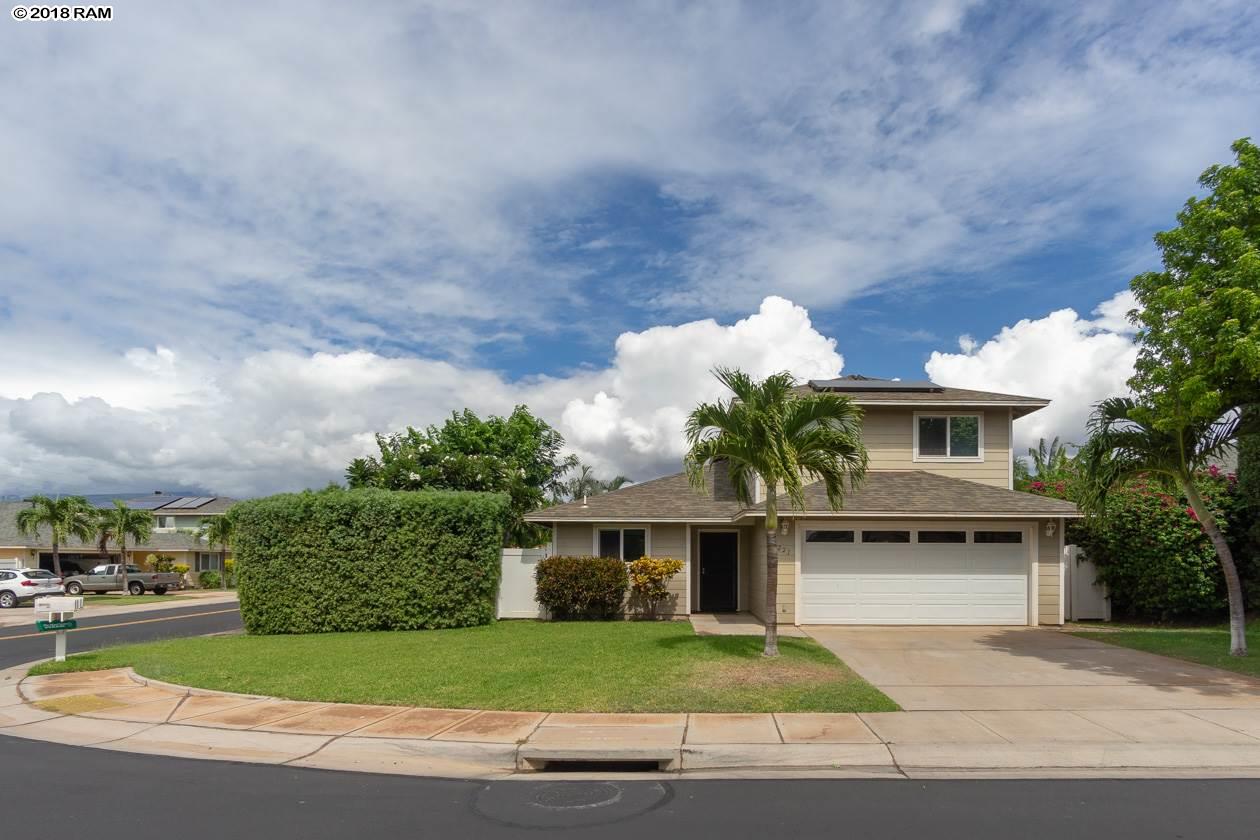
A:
[36,619,78,632]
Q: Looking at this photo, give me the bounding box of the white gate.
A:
[1065,545,1110,621]
[498,548,547,619]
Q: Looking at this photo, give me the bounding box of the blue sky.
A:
[0,1,1256,496]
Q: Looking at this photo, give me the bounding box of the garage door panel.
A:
[800,526,1028,625]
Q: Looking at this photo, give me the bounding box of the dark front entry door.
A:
[699,531,739,612]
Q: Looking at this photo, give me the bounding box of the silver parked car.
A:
[0,568,66,608]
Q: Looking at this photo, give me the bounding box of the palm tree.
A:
[97,500,155,594]
[684,368,868,656]
[555,463,634,502]
[1029,437,1075,477]
[197,513,235,589]
[14,495,97,578]
[1077,397,1245,655]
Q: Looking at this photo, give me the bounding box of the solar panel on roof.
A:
[160,496,214,510]
[124,497,171,510]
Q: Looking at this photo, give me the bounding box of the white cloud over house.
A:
[926,291,1140,457]
[0,295,1143,496]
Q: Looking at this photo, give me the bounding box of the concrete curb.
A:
[8,666,1260,780]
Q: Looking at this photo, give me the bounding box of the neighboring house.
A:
[0,492,237,581]
[525,376,1080,626]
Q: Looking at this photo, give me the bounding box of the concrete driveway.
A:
[805,626,1260,712]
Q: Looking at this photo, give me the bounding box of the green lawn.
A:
[1072,619,1260,679]
[29,620,898,713]
[81,593,187,606]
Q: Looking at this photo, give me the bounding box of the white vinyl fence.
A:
[1064,544,1111,621]
[498,547,547,619]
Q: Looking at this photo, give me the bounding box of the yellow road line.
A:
[0,608,240,641]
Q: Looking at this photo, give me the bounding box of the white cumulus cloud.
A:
[0,297,843,497]
[926,290,1139,456]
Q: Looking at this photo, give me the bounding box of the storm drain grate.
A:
[531,759,669,773]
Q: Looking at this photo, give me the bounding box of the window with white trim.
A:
[915,413,982,460]
[595,527,647,561]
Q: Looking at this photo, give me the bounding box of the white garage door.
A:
[800,525,1029,625]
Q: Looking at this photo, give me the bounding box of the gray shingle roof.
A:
[525,471,745,522]
[526,470,1078,522]
[794,379,1049,417]
[749,470,1079,517]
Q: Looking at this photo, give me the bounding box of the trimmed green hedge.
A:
[234,488,510,634]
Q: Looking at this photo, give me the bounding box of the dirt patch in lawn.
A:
[690,657,844,690]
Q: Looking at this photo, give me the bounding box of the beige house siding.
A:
[551,522,688,617]
[1037,519,1063,625]
[860,407,1012,488]
[749,522,767,620]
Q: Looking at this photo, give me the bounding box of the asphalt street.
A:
[0,601,243,669]
[0,734,1257,838]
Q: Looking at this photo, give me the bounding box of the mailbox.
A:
[34,596,83,661]
[35,596,84,619]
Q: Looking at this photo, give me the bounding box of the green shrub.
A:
[1046,470,1245,619]
[172,563,190,576]
[535,555,628,620]
[197,570,222,590]
[223,557,236,588]
[233,487,510,634]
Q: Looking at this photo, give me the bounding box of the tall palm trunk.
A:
[763,486,780,657]
[117,537,127,594]
[51,536,62,579]
[1184,480,1247,656]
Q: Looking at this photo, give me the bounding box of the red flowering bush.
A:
[1030,469,1251,619]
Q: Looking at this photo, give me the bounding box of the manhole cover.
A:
[532,782,623,810]
[473,781,672,829]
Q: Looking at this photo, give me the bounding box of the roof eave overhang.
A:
[734,510,1081,520]
[525,516,736,524]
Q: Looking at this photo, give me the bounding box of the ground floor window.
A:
[595,527,647,561]
[195,552,224,572]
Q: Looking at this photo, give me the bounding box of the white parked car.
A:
[0,568,66,609]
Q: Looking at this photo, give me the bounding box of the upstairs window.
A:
[915,414,982,460]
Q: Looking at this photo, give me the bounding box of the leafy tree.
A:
[96,501,155,593]
[684,368,867,656]
[347,406,576,547]
[1130,138,1260,423]
[197,511,236,590]
[1077,396,1245,654]
[14,495,96,577]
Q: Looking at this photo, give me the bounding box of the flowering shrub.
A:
[627,557,684,618]
[1031,469,1251,619]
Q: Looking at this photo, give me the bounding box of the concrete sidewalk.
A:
[6,665,1260,780]
[0,591,238,628]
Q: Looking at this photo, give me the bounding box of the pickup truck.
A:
[63,564,184,596]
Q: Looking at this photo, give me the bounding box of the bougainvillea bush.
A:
[1033,468,1252,619]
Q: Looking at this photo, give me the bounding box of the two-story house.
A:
[525,376,1079,627]
[0,493,238,579]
